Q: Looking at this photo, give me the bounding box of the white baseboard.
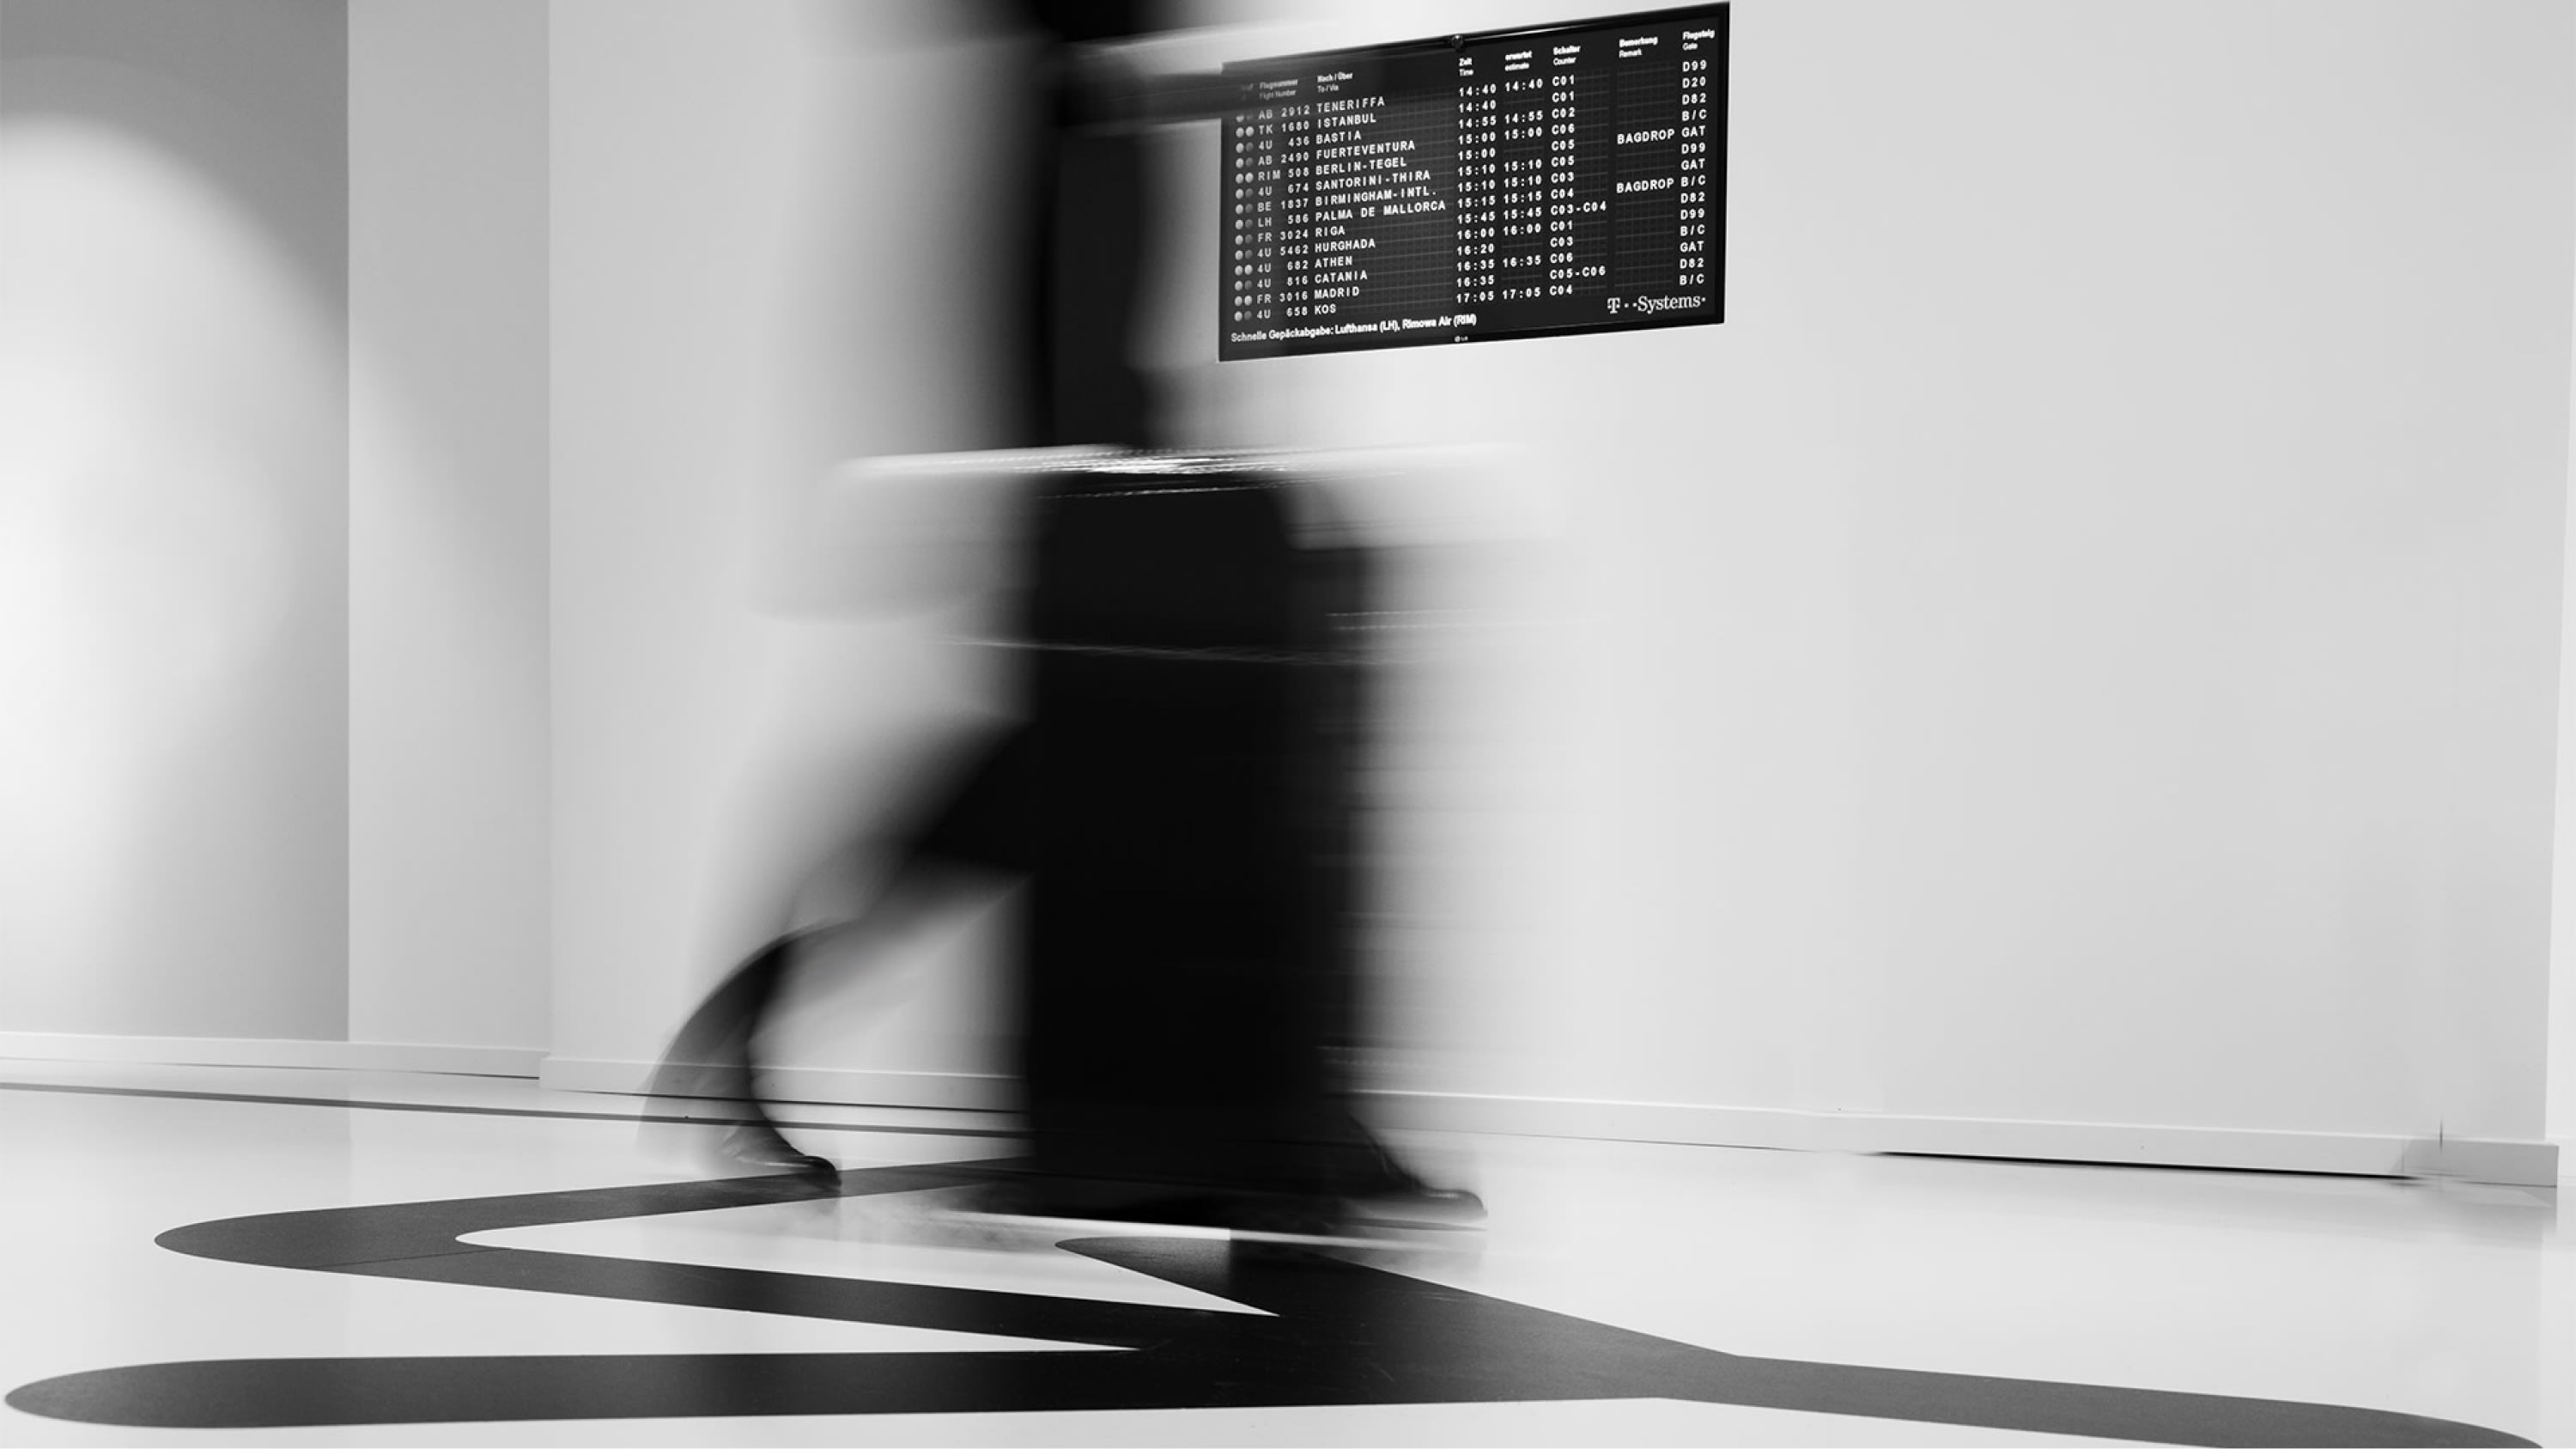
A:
[538,1056,1020,1112]
[1360,1091,2561,1187]
[543,1059,2561,1187]
[9,1037,2555,1186]
[0,1032,545,1080]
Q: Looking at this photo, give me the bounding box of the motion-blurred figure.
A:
[646,0,1473,1233]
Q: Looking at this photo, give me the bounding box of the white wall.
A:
[1170,0,2573,1160]
[348,0,550,1056]
[0,0,350,1042]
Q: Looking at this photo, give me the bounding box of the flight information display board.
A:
[1220,5,1726,360]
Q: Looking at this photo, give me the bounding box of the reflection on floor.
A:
[1,1061,2567,1446]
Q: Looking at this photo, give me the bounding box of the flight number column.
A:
[1224,79,1301,329]
[1274,98,1320,320]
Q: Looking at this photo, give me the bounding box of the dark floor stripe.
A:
[0,1078,1023,1139]
[3,1161,2539,1445]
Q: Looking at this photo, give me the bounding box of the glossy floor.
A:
[1,1060,2567,1446]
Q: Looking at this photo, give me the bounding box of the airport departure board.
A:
[1220,5,1726,360]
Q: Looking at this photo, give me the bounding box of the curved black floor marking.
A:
[6,1161,2534,1446]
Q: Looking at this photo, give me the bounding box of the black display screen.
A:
[1220,5,1726,360]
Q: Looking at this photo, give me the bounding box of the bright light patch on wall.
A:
[0,117,327,1011]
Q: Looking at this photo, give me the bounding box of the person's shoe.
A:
[1346,1182,1485,1229]
[1330,1135,1486,1227]
[715,1124,838,1186]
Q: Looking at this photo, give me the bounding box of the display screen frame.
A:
[1218,3,1728,361]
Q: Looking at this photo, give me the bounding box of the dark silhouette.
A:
[644,1,1472,1233]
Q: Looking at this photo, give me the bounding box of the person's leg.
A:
[644,727,1033,1179]
[641,926,830,1176]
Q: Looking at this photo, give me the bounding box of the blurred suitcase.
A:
[1005,460,1379,1204]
